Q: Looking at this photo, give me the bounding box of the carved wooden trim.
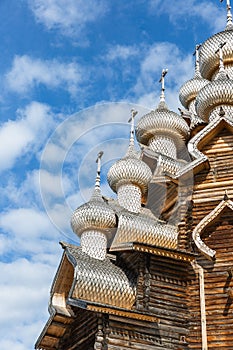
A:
[178,115,233,177]
[192,199,233,259]
[87,305,157,323]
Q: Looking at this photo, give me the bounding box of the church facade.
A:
[36,3,233,349]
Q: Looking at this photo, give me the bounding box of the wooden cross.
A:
[128,109,138,146]
[159,68,168,102]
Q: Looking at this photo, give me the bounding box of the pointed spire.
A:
[220,0,233,29]
[193,44,202,77]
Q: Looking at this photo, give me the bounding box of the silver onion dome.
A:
[179,76,209,110]
[199,2,233,79]
[196,42,233,121]
[71,152,116,237]
[107,149,152,195]
[136,105,190,148]
[195,77,233,121]
[199,30,233,79]
[107,110,152,195]
[136,69,189,149]
[179,44,209,109]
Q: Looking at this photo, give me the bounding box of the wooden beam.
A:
[192,261,208,350]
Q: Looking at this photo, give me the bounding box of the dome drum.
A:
[117,183,142,213]
[148,135,177,159]
[81,230,108,260]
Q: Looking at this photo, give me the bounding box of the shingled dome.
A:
[107,146,152,195]
[136,104,190,148]
[199,29,233,80]
[179,75,209,110]
[71,189,116,237]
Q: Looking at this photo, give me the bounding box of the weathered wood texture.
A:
[57,309,98,350]
[193,128,233,218]
[197,207,233,349]
[102,315,162,350]
[187,127,233,349]
[146,255,190,350]
[96,253,191,350]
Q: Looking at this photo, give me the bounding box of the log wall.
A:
[57,309,98,350]
[93,253,191,350]
[187,126,233,349]
[193,127,233,223]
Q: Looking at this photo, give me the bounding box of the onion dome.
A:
[71,152,116,237]
[199,1,233,80]
[107,110,152,195]
[136,69,190,151]
[179,44,209,111]
[136,108,189,146]
[196,42,233,121]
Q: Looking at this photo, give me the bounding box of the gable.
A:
[193,200,233,258]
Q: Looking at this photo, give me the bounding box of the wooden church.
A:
[35,2,233,349]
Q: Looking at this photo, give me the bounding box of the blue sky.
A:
[0,0,227,349]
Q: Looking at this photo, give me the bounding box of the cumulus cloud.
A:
[0,208,54,239]
[149,0,225,32]
[0,101,54,173]
[0,207,60,258]
[106,44,140,61]
[5,55,84,96]
[0,206,62,349]
[0,258,59,349]
[28,0,108,39]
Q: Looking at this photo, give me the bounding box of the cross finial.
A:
[220,0,233,29]
[215,41,227,73]
[95,151,104,189]
[159,68,168,103]
[128,109,138,147]
[193,44,202,77]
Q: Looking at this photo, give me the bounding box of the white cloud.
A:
[0,258,59,350]
[106,45,140,61]
[0,191,62,347]
[39,169,73,201]
[0,102,54,172]
[28,0,108,39]
[0,207,61,259]
[0,208,55,239]
[5,55,83,96]
[149,0,225,32]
